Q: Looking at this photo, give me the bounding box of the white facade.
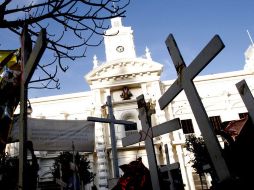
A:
[8,18,254,189]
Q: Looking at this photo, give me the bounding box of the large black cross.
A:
[122,95,181,190]
[19,26,47,190]
[87,95,136,178]
[158,34,231,182]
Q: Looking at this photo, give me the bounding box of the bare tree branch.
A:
[0,0,130,89]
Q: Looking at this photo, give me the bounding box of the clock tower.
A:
[104,17,136,62]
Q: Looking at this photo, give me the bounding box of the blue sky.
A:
[1,1,254,98]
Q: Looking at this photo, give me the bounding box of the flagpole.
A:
[247,29,254,46]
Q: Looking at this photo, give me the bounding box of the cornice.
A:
[85,58,163,89]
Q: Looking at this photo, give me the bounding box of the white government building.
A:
[8,17,254,190]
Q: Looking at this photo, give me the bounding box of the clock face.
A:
[116,46,124,53]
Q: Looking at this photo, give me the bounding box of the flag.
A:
[0,49,20,154]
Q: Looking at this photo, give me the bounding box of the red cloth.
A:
[223,115,248,141]
[112,158,152,190]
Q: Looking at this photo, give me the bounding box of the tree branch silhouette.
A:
[0,0,130,89]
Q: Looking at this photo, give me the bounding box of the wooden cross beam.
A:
[87,95,136,178]
[236,80,254,123]
[159,144,181,190]
[24,29,47,85]
[19,26,47,190]
[158,34,231,182]
[122,95,181,190]
[160,163,181,190]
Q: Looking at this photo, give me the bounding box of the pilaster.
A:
[93,89,109,190]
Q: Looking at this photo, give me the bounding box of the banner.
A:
[10,117,95,152]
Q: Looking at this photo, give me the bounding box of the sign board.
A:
[10,117,95,152]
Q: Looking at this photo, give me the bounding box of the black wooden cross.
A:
[159,144,182,190]
[18,26,47,190]
[158,34,231,182]
[236,80,254,123]
[122,95,181,190]
[87,95,136,178]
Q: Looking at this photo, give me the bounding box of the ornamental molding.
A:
[85,58,163,88]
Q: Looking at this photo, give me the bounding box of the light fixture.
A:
[27,99,33,115]
[100,104,107,118]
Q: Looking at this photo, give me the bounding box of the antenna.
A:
[247,29,254,46]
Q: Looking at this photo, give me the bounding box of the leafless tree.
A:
[0,0,130,89]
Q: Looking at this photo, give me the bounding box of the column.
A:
[169,96,195,190]
[94,89,108,190]
[152,81,175,165]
